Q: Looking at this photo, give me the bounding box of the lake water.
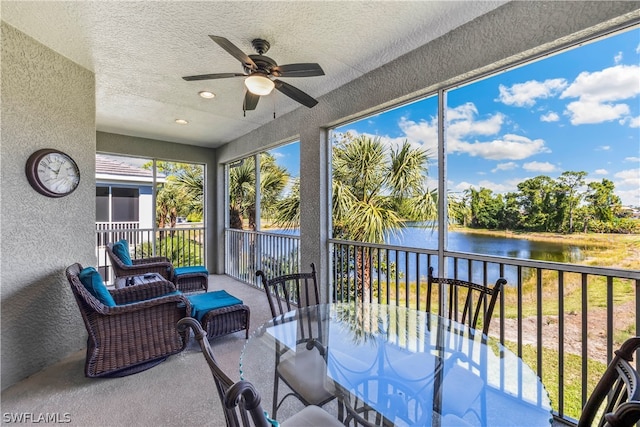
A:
[270,225,588,284]
[384,226,587,283]
[386,226,585,263]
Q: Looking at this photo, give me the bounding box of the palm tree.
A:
[175,164,204,219]
[333,134,436,299]
[228,153,290,230]
[228,159,255,230]
[332,133,436,241]
[275,133,436,299]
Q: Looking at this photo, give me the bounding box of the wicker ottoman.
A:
[173,266,208,293]
[187,290,250,340]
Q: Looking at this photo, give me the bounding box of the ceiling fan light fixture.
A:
[244,74,275,96]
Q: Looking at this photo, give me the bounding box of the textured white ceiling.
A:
[1,1,506,148]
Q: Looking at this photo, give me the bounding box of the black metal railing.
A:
[330,238,640,425]
[223,228,640,425]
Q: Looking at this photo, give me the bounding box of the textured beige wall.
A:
[1,23,96,390]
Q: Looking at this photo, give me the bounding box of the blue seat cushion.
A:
[111,239,132,266]
[187,290,242,322]
[175,265,209,276]
[79,267,116,307]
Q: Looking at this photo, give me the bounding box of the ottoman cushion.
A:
[175,266,209,276]
[187,290,243,322]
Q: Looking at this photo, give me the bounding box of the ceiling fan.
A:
[182,35,324,112]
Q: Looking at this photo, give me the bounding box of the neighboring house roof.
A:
[96,154,166,184]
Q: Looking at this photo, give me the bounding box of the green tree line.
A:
[228,135,638,238]
[449,171,639,234]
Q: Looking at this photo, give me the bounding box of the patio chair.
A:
[390,268,506,423]
[65,263,190,377]
[176,317,343,427]
[107,239,208,292]
[255,264,336,419]
[427,266,506,335]
[106,240,173,281]
[578,336,640,427]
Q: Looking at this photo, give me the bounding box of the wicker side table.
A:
[114,273,167,290]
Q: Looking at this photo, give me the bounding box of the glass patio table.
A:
[240,302,552,426]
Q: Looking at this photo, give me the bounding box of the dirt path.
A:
[491,300,635,364]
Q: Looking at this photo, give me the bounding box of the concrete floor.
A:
[0,275,276,426]
[1,275,567,426]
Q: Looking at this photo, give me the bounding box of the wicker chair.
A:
[66,263,190,377]
[578,336,640,427]
[255,264,336,419]
[177,317,343,427]
[106,241,208,293]
[106,242,173,281]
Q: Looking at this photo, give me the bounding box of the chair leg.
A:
[272,368,280,419]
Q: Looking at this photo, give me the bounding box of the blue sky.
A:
[270,27,639,206]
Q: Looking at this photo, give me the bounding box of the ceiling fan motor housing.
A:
[245,55,278,75]
[251,38,270,55]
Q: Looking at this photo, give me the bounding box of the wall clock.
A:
[25,148,80,197]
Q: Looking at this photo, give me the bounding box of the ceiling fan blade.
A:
[182,73,245,81]
[243,91,260,111]
[274,80,318,108]
[273,63,325,78]
[209,35,257,71]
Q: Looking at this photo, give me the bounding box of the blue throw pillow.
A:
[78,267,116,307]
[112,239,132,266]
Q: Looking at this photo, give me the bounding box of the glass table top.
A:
[240,302,552,426]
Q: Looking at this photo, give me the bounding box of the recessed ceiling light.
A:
[175,119,189,125]
[199,91,215,99]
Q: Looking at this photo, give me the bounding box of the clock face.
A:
[26,149,80,197]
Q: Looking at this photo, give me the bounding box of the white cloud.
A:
[637,43,640,54]
[452,134,550,161]
[594,169,608,175]
[452,181,475,192]
[447,113,505,140]
[397,117,438,151]
[522,161,557,172]
[625,157,640,162]
[381,102,551,163]
[561,65,640,102]
[497,78,568,107]
[540,111,560,122]
[614,51,623,64]
[561,64,640,125]
[615,168,640,185]
[597,145,611,151]
[492,162,518,173]
[564,100,630,125]
[476,180,515,193]
[614,168,640,206]
[624,116,640,128]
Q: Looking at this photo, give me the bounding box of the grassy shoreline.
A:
[449,226,640,271]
